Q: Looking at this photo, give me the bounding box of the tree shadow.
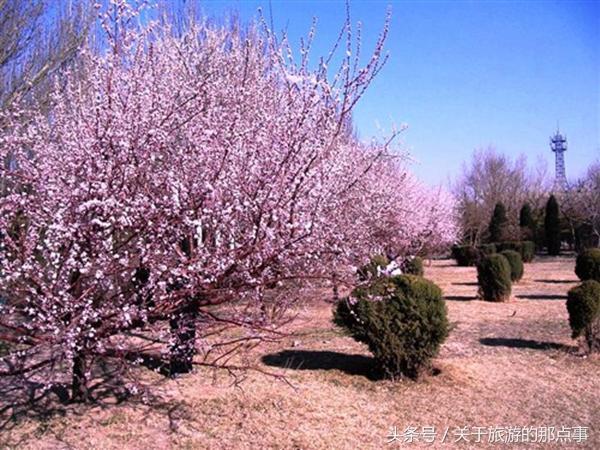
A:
[479,337,574,351]
[0,349,184,435]
[534,279,578,284]
[452,282,478,286]
[262,349,382,380]
[122,351,170,376]
[0,361,131,433]
[516,294,567,300]
[445,295,478,301]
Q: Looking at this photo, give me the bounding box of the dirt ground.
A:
[1,255,598,449]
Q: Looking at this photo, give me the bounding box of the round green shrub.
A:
[496,241,521,253]
[334,275,448,379]
[575,248,600,282]
[451,245,480,266]
[500,250,524,282]
[478,243,497,256]
[477,254,512,302]
[497,241,535,263]
[400,256,424,276]
[521,241,535,262]
[566,280,600,352]
[357,254,389,281]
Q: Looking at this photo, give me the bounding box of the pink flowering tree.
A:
[0,1,457,402]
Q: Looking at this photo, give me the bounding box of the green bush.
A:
[500,250,524,282]
[566,280,600,352]
[400,256,424,276]
[575,248,600,282]
[451,245,480,266]
[496,241,535,263]
[496,241,521,253]
[357,254,389,281]
[478,243,496,256]
[477,254,512,301]
[334,275,449,379]
[521,241,535,262]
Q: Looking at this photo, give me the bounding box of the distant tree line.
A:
[453,147,599,253]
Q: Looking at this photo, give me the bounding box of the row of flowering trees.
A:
[0,1,457,401]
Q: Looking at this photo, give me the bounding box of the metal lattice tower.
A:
[550,128,567,190]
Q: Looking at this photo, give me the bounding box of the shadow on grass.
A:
[0,360,132,434]
[452,282,478,286]
[0,352,179,436]
[445,295,478,301]
[516,294,567,300]
[534,279,578,284]
[262,349,382,381]
[480,337,573,351]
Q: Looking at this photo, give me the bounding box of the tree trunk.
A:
[71,350,89,402]
[331,271,339,303]
[168,298,199,376]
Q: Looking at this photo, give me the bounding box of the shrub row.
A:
[451,245,481,266]
[496,241,535,263]
[451,241,535,266]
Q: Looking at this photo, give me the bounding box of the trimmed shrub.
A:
[566,280,600,352]
[496,241,522,253]
[334,275,448,379]
[500,250,524,282]
[575,248,600,282]
[451,245,480,266]
[400,256,424,276]
[357,254,389,281]
[478,243,496,256]
[521,241,535,262]
[496,241,535,263]
[477,254,512,301]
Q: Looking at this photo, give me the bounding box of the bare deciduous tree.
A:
[452,147,550,244]
[0,0,93,111]
[562,162,600,249]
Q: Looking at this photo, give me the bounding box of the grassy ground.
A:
[1,255,598,449]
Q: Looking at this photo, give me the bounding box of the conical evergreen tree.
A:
[519,203,536,240]
[544,195,561,255]
[488,202,508,243]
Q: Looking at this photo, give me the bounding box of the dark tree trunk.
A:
[168,298,199,376]
[71,350,89,402]
[331,271,339,303]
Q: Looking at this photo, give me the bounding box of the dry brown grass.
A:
[2,255,599,449]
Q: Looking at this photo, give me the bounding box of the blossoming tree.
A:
[0,1,457,401]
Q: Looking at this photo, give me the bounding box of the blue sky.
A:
[196,0,599,185]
